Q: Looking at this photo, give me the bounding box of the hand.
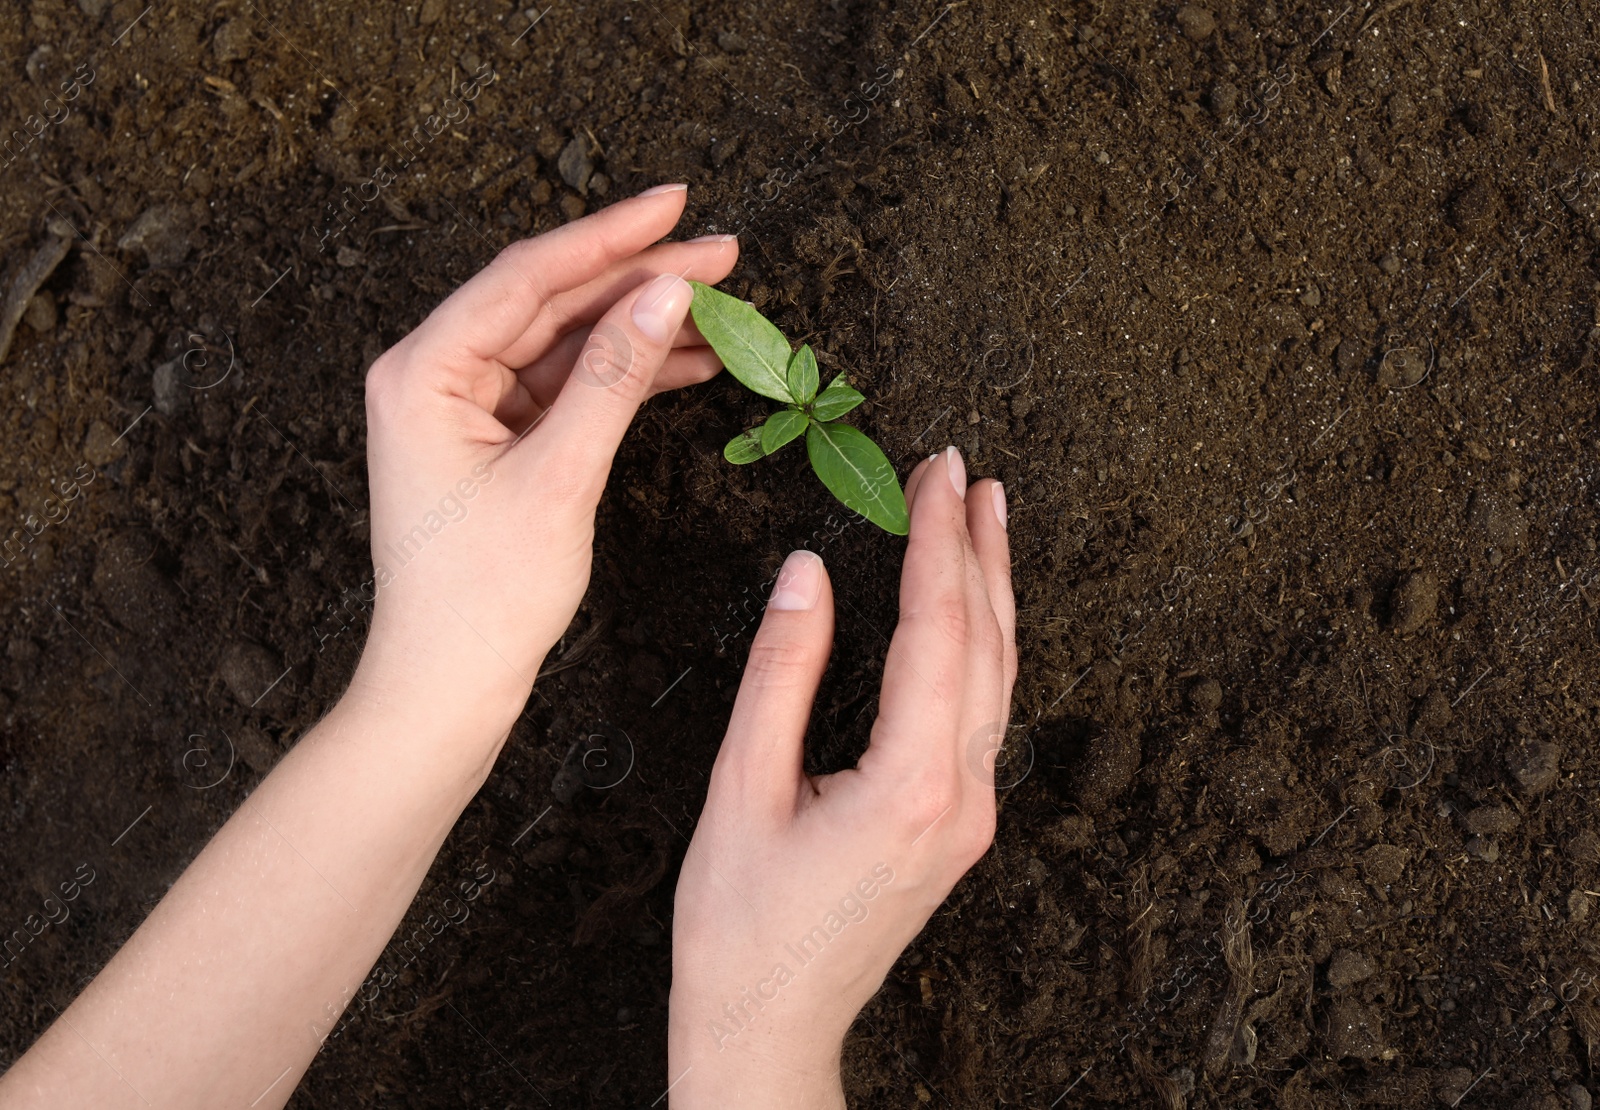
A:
[351,184,739,733]
[667,447,1017,1108]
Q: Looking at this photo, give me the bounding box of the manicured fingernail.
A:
[688,233,738,243]
[768,550,823,611]
[992,482,1008,530]
[638,182,688,197]
[944,446,967,497]
[632,273,692,342]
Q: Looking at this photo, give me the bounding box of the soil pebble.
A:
[1389,571,1438,635]
[1465,835,1499,862]
[24,292,56,333]
[1461,805,1517,835]
[1187,676,1223,714]
[1209,82,1238,118]
[1075,730,1141,813]
[1323,996,1386,1059]
[1569,890,1592,923]
[1468,487,1528,553]
[81,420,125,467]
[218,641,285,708]
[1360,843,1409,885]
[1044,814,1094,853]
[558,136,595,194]
[1216,747,1292,819]
[118,206,193,268]
[1506,739,1561,793]
[76,0,111,17]
[1410,688,1451,735]
[1335,337,1367,374]
[1222,839,1261,875]
[1377,347,1429,389]
[92,531,180,632]
[1387,92,1417,129]
[1569,829,1600,864]
[1569,1086,1593,1110]
[1169,1067,1196,1097]
[229,723,281,775]
[153,357,191,416]
[212,19,253,63]
[1435,1068,1476,1105]
[1176,5,1216,40]
[1326,948,1376,989]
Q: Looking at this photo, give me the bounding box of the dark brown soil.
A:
[2,0,1598,1106]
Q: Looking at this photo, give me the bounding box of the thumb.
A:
[713,550,835,820]
[530,272,695,498]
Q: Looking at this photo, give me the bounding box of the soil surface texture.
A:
[1,0,1598,1107]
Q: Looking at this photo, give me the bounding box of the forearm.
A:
[0,674,520,1109]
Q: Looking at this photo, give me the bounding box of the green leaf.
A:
[786,345,819,404]
[761,409,809,455]
[724,428,768,464]
[805,421,908,535]
[689,281,794,403]
[810,375,865,422]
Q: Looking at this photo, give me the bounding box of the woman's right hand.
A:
[668,447,1016,1108]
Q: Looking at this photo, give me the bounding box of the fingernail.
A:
[992,482,1008,530]
[688,233,738,243]
[768,550,823,611]
[632,273,692,342]
[638,182,688,197]
[944,446,967,497]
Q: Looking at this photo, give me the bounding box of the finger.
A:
[861,446,975,777]
[497,235,739,369]
[712,550,835,820]
[901,452,938,510]
[413,183,689,366]
[530,272,695,492]
[646,346,726,396]
[491,346,723,435]
[965,478,1016,695]
[511,320,711,404]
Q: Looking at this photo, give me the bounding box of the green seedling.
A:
[688,281,909,535]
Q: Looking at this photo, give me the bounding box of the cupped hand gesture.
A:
[669,448,1016,1108]
[352,185,738,728]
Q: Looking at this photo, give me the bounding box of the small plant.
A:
[688,281,908,535]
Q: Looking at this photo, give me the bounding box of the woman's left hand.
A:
[354,184,739,729]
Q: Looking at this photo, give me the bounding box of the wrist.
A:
[337,633,537,783]
[667,1053,846,1110]
[668,998,847,1109]
[343,618,540,764]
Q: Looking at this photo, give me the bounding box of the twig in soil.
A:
[1358,0,1421,36]
[1538,52,1557,113]
[0,226,72,366]
[1202,901,1254,1076]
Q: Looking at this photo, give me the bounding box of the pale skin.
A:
[0,184,1015,1108]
